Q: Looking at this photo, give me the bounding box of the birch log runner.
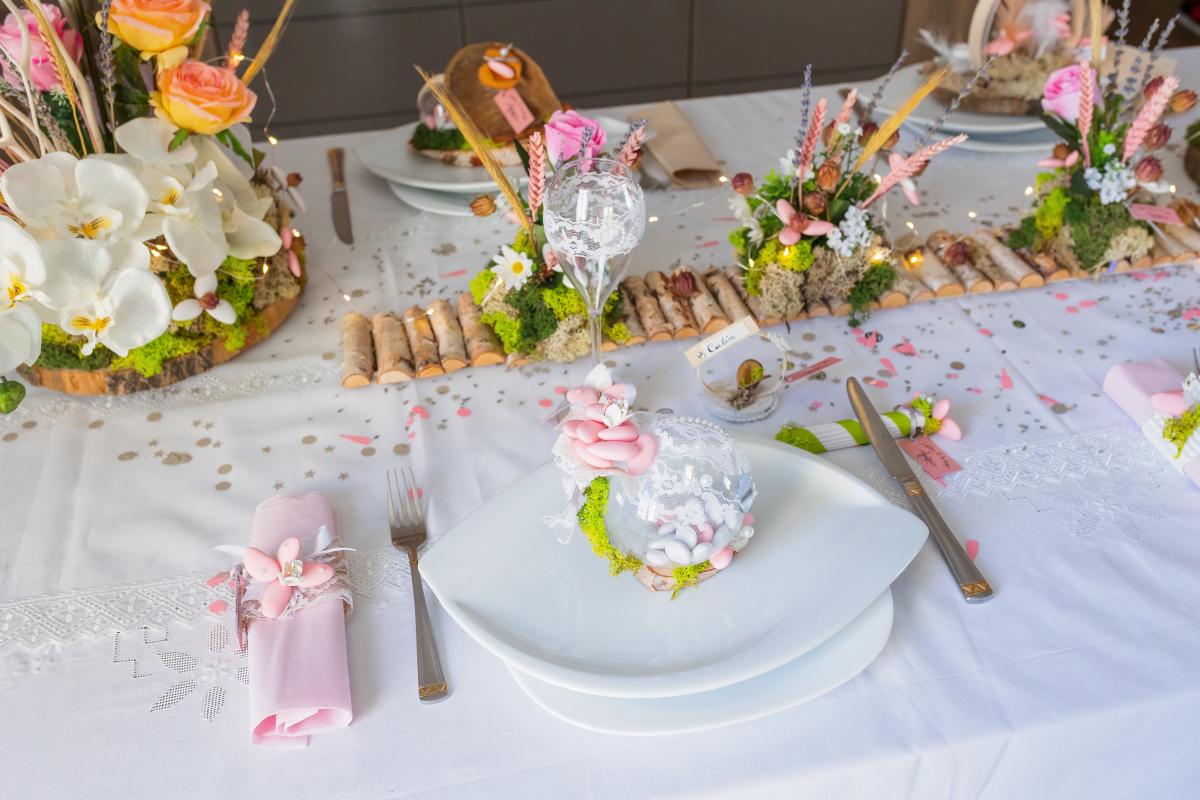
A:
[962,239,1017,292]
[341,312,374,388]
[402,305,445,378]
[1162,223,1200,253]
[615,285,647,345]
[968,231,1044,288]
[724,266,780,327]
[645,270,699,338]
[622,275,672,341]
[891,268,934,303]
[1021,248,1071,282]
[909,247,965,296]
[371,312,414,383]
[456,292,505,366]
[676,267,728,333]
[705,270,753,322]
[428,299,468,372]
[929,232,993,293]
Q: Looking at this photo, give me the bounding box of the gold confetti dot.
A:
[118,451,137,461]
[22,420,36,429]
[877,370,892,378]
[361,447,376,457]
[215,481,232,491]
[302,435,317,445]
[2,432,17,442]
[88,420,104,429]
[196,437,212,447]
[162,452,192,466]
[436,385,449,395]
[322,352,335,361]
[393,444,410,455]
[217,464,233,475]
[351,289,365,298]
[147,412,162,422]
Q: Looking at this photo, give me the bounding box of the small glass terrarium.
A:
[697,332,790,423]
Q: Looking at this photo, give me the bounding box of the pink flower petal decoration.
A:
[299,561,335,588]
[778,227,801,246]
[937,418,962,441]
[244,547,281,582]
[932,398,951,419]
[276,537,301,564]
[261,581,294,619]
[801,219,835,236]
[1151,390,1188,417]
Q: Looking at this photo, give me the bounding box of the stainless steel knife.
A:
[328,147,353,244]
[846,378,994,603]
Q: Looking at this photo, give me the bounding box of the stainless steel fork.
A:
[386,468,448,702]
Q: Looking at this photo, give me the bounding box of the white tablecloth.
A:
[3,50,1200,799]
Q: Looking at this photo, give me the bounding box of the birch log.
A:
[402,305,444,378]
[968,231,1043,288]
[724,267,780,327]
[623,275,672,341]
[615,285,647,345]
[428,299,468,372]
[341,312,374,388]
[929,232,993,293]
[891,268,934,303]
[1022,249,1071,282]
[645,270,699,338]
[675,267,728,333]
[910,248,964,296]
[705,270,753,322]
[371,312,414,383]
[1162,223,1200,253]
[963,240,1017,291]
[455,292,504,366]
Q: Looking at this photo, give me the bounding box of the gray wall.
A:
[211,0,907,140]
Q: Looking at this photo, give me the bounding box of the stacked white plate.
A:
[356,116,632,216]
[864,62,1058,154]
[421,435,928,735]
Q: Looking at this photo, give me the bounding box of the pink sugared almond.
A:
[596,422,638,442]
[587,440,641,461]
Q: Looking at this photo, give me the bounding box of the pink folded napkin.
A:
[1103,359,1200,489]
[247,492,353,747]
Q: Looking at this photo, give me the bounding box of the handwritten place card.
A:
[684,316,759,367]
[898,436,961,481]
[492,88,535,135]
[785,356,843,382]
[1128,203,1184,226]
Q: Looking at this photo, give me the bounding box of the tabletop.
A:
[3,49,1200,799]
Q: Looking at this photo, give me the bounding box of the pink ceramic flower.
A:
[280,225,301,278]
[0,7,83,92]
[1037,149,1080,169]
[930,397,962,441]
[544,109,607,163]
[775,198,835,245]
[1041,65,1100,123]
[885,152,920,205]
[244,536,335,619]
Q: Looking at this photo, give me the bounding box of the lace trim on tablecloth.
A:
[0,363,341,428]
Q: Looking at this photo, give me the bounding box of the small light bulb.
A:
[648,215,659,223]
[968,210,977,219]
[342,293,351,302]
[1024,186,1034,196]
[267,135,279,146]
[1169,184,1177,193]
[212,188,223,198]
[261,261,269,275]
[873,173,882,183]
[718,175,728,183]
[905,221,915,230]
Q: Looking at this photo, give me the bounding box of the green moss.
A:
[1008,216,1037,250]
[729,227,752,259]
[541,283,587,320]
[1064,200,1142,271]
[1034,171,1059,192]
[671,561,713,599]
[1163,404,1200,458]
[909,395,942,436]
[604,320,631,344]
[775,425,827,454]
[577,477,643,576]
[408,122,470,151]
[470,269,498,306]
[847,262,896,317]
[777,239,814,272]
[745,259,766,296]
[109,330,209,376]
[1035,187,1070,239]
[34,324,115,370]
[510,226,539,259]
[481,310,522,352]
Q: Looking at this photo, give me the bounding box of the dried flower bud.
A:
[858,121,878,145]
[815,162,841,192]
[822,121,839,147]
[1143,123,1172,150]
[882,129,901,150]
[1052,142,1072,160]
[803,191,827,216]
[670,270,697,299]
[1134,155,1163,183]
[1169,90,1197,114]
[731,172,755,196]
[943,240,970,267]
[1143,75,1165,100]
[286,172,302,187]
[469,195,496,216]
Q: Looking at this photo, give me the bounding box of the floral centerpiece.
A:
[0,0,303,411]
[726,65,967,322]
[1008,30,1195,272]
[462,104,648,362]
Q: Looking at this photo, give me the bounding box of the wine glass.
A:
[543,158,645,364]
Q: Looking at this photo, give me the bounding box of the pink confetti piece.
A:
[207,600,228,614]
[339,434,372,445]
[879,357,897,375]
[965,540,979,561]
[864,376,889,388]
[967,387,983,395]
[1079,299,1097,308]
[538,398,554,408]
[1132,271,1151,280]
[1183,308,1200,321]
[1054,292,1068,300]
[1066,306,1078,314]
[696,240,719,248]
[1000,368,1013,390]
[1039,394,1059,407]
[440,269,468,278]
[407,430,416,440]
[553,385,568,394]
[978,328,993,337]
[892,338,917,356]
[206,571,229,587]
[457,407,471,417]
[411,405,430,419]
[855,331,878,348]
[785,356,842,382]
[947,372,959,379]
[1153,271,1170,282]
[808,401,823,411]
[712,215,738,222]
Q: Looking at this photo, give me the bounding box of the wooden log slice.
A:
[969,231,1043,288]
[371,312,414,383]
[455,292,505,366]
[615,284,647,345]
[622,275,672,341]
[428,299,468,372]
[892,268,934,303]
[402,305,445,378]
[674,266,728,333]
[704,269,752,322]
[723,267,780,327]
[644,271,699,338]
[910,248,965,296]
[929,231,993,293]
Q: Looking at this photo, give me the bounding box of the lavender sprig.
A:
[919,58,991,147]
[613,118,646,159]
[792,64,813,167]
[98,0,116,135]
[1122,19,1160,102]
[1143,14,1178,87]
[1106,0,1131,90]
[863,48,908,118]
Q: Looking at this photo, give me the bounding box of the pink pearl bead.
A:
[709,545,734,570]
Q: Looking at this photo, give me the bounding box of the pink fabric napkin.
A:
[1103,359,1200,489]
[248,492,353,747]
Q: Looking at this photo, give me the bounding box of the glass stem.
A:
[587,312,602,365]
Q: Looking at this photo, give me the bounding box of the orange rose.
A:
[107,0,209,68]
[153,60,255,135]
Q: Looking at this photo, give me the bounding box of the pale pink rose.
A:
[1041,65,1099,123]
[0,7,83,93]
[543,109,607,163]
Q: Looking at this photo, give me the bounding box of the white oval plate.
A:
[420,434,926,699]
[387,182,475,217]
[357,116,631,193]
[867,62,1046,135]
[508,589,893,735]
[902,121,1059,154]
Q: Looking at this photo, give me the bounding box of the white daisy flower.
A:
[490,244,534,290]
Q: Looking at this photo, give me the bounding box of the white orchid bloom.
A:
[0,153,149,242]
[0,303,41,374]
[191,137,282,260]
[172,272,236,325]
[136,161,229,277]
[193,136,272,219]
[114,117,198,171]
[39,239,170,357]
[0,218,49,373]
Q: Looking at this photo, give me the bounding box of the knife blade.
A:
[846,378,994,603]
[328,147,353,244]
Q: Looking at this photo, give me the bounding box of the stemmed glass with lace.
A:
[543,158,645,364]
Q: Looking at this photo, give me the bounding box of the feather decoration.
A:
[616,118,646,168]
[227,10,249,69]
[1077,60,1094,165]
[1088,0,1102,67]
[862,133,966,207]
[863,48,908,117]
[853,64,949,173]
[242,0,297,83]
[1123,74,1177,161]
[1021,0,1069,57]
[918,30,969,73]
[415,65,534,240]
[797,97,825,180]
[526,130,545,217]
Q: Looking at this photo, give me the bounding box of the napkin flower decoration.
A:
[244,536,335,619]
[908,394,962,441]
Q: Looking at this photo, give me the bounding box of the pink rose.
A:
[543,109,607,163]
[1041,65,1099,123]
[0,7,83,93]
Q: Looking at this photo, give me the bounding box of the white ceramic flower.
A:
[39,239,171,356]
[0,152,149,241]
[172,273,236,325]
[490,244,534,290]
[136,161,229,277]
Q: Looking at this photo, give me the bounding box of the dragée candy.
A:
[1103,359,1200,489]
